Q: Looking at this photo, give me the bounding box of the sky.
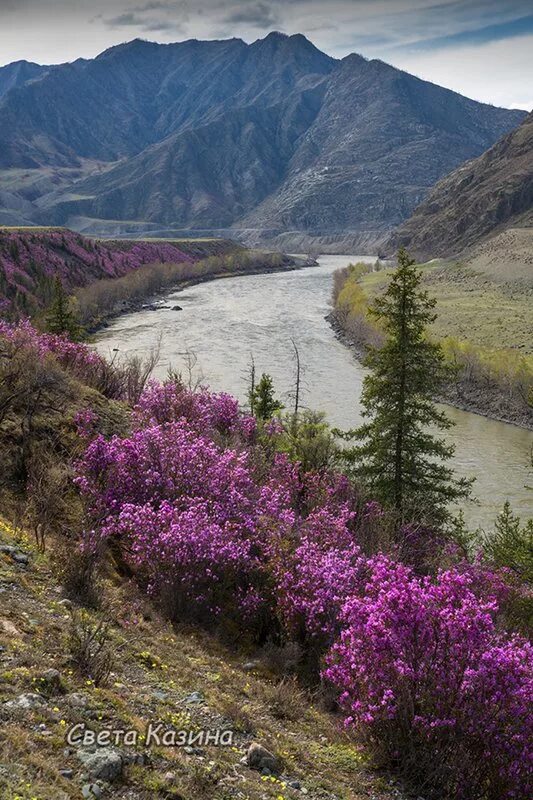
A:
[0,0,532,110]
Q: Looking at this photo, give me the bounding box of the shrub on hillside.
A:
[324,557,533,800]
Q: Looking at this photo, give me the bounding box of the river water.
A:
[94,255,533,531]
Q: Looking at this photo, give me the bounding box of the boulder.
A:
[77,747,123,781]
[246,742,281,774]
[4,693,46,710]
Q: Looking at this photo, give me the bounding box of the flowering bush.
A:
[133,380,257,441]
[324,557,533,799]
[0,228,194,311]
[68,368,532,798]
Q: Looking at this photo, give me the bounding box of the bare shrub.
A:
[258,676,307,721]
[260,641,302,677]
[68,608,113,687]
[24,449,71,551]
[220,698,256,734]
[60,545,102,609]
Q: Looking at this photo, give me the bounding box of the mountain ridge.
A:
[385,110,533,260]
[0,35,526,243]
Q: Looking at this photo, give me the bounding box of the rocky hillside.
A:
[0,227,239,314]
[1,517,404,800]
[385,111,533,260]
[0,34,525,245]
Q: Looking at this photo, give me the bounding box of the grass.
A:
[0,518,401,800]
[359,260,533,360]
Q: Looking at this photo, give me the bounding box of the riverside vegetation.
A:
[330,257,533,428]
[0,253,531,800]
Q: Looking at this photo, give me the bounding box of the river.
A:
[94,255,533,531]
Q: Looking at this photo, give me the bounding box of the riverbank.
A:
[326,280,533,431]
[79,251,314,333]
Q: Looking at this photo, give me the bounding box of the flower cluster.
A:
[0,319,104,375]
[324,557,533,799]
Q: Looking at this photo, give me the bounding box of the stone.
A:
[0,545,28,565]
[246,742,281,775]
[58,598,73,610]
[289,779,302,789]
[184,691,204,704]
[66,692,89,708]
[40,668,64,695]
[4,693,46,710]
[77,747,123,781]
[242,660,260,672]
[0,619,21,636]
[82,784,102,799]
[172,305,183,311]
[59,768,74,779]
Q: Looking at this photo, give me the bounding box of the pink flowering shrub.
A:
[0,228,194,311]
[0,319,104,377]
[324,556,533,799]
[69,369,532,797]
[133,380,257,441]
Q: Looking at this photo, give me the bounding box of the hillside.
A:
[0,227,240,315]
[385,111,533,261]
[1,518,401,800]
[0,320,531,800]
[0,34,525,246]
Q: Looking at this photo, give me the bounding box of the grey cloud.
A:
[222,2,281,28]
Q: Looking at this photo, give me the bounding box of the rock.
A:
[246,742,281,775]
[289,779,302,789]
[242,660,260,672]
[0,619,21,636]
[0,545,28,565]
[66,692,89,708]
[59,768,74,779]
[58,598,73,610]
[184,691,204,704]
[77,748,123,781]
[171,305,183,311]
[39,668,64,695]
[82,784,102,799]
[4,693,46,710]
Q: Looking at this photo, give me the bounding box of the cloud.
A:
[222,2,280,28]
[104,0,189,33]
[391,12,533,52]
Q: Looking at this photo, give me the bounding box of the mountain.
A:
[385,111,533,260]
[0,60,50,100]
[0,34,526,245]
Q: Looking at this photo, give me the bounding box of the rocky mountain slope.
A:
[0,34,525,245]
[385,111,533,260]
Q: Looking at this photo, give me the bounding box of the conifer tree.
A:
[45,276,82,340]
[250,373,283,421]
[344,248,471,527]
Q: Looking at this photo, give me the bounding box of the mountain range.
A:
[0,33,526,247]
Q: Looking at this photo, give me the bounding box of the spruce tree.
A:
[45,276,82,340]
[345,248,471,527]
[250,373,283,421]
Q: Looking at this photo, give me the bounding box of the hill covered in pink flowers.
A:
[0,227,239,314]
